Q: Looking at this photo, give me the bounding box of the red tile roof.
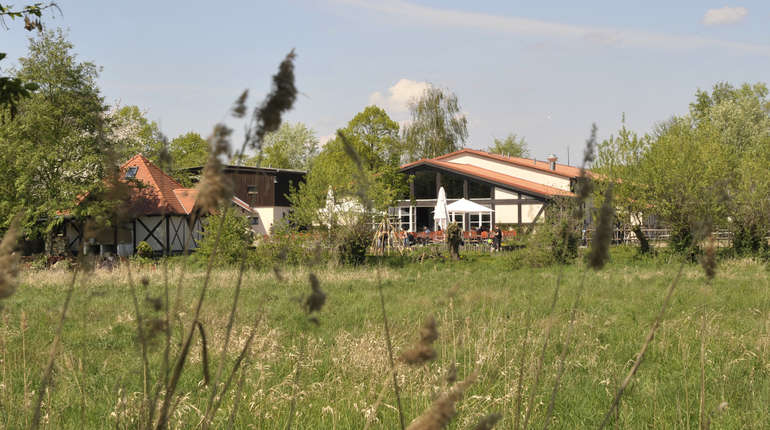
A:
[402,148,594,179]
[121,154,253,216]
[403,159,575,198]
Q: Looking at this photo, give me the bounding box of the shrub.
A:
[336,219,372,265]
[195,209,253,267]
[136,241,154,259]
[446,222,462,260]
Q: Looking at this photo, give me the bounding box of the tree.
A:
[107,104,165,163]
[487,134,529,157]
[0,2,59,121]
[403,86,468,161]
[287,107,405,227]
[0,29,111,235]
[247,122,318,170]
[169,131,208,169]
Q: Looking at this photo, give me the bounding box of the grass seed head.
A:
[407,371,478,430]
[196,124,234,213]
[471,413,502,430]
[0,217,21,299]
[401,315,439,365]
[304,273,326,314]
[700,236,717,280]
[588,185,614,270]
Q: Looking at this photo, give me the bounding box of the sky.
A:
[3,1,769,164]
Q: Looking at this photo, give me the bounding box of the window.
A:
[125,166,138,179]
[442,172,464,198]
[413,171,436,199]
[389,206,412,232]
[469,181,491,199]
[249,216,259,225]
[247,186,258,195]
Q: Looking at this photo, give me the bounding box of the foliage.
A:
[195,209,253,267]
[403,86,468,161]
[107,105,166,163]
[135,240,153,259]
[287,107,405,227]
[486,133,529,157]
[596,82,770,256]
[446,222,462,260]
[246,122,318,170]
[0,29,112,235]
[336,219,372,265]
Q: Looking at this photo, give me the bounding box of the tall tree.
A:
[0,29,111,233]
[487,134,529,157]
[107,104,165,162]
[403,86,468,161]
[247,122,319,170]
[287,107,404,226]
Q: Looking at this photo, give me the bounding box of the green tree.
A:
[107,105,165,162]
[487,134,529,157]
[169,131,208,168]
[403,86,468,161]
[247,122,318,170]
[287,107,404,227]
[0,29,112,235]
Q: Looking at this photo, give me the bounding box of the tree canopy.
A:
[487,134,529,158]
[0,29,112,234]
[403,86,468,161]
[247,122,318,170]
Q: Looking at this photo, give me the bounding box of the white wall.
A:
[495,203,518,224]
[252,206,291,235]
[444,153,571,191]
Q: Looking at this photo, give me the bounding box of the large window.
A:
[389,207,412,232]
[469,180,491,199]
[442,172,464,198]
[413,171,436,199]
[468,213,492,230]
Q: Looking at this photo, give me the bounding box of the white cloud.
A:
[703,6,748,26]
[319,133,336,147]
[334,0,770,56]
[369,79,431,114]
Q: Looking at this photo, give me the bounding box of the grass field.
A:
[1,250,769,429]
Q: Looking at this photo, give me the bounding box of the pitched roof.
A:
[402,159,575,198]
[121,154,253,216]
[433,148,589,178]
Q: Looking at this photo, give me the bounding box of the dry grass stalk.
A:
[513,309,531,430]
[598,262,685,429]
[543,271,587,429]
[406,371,478,430]
[472,413,502,430]
[401,315,439,365]
[699,311,707,430]
[377,275,406,430]
[196,124,233,213]
[703,401,728,430]
[0,216,22,300]
[126,263,153,425]
[522,273,561,430]
[30,268,79,430]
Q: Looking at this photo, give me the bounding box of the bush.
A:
[195,209,253,267]
[506,220,579,268]
[336,220,372,265]
[136,241,154,259]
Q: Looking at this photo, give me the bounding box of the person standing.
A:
[493,225,502,252]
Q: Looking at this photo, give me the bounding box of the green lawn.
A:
[1,250,769,428]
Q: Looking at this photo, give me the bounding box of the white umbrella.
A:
[446,198,494,231]
[446,198,495,213]
[433,187,449,231]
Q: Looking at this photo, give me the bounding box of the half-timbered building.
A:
[61,154,255,256]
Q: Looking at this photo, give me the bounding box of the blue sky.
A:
[3,1,769,163]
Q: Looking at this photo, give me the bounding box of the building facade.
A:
[395,149,586,232]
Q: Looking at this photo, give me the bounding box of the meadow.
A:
[1,250,769,429]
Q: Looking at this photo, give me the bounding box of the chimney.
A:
[547,154,558,170]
